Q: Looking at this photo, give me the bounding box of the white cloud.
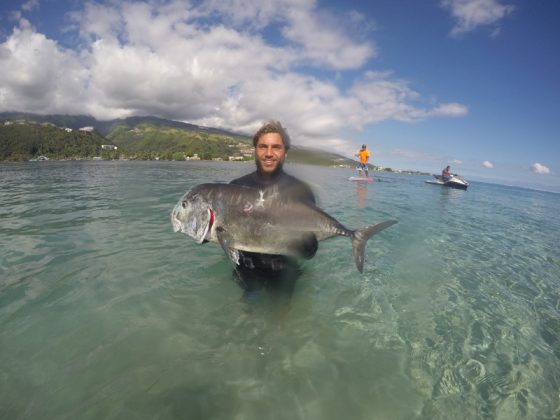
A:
[441,0,515,37]
[0,0,468,147]
[344,72,468,127]
[531,163,551,175]
[0,23,88,115]
[428,103,469,117]
[482,160,494,168]
[200,0,377,70]
[22,0,40,12]
[281,7,375,70]
[450,159,463,164]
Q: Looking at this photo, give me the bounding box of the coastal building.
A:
[239,145,254,156]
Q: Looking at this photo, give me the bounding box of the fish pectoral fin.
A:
[290,233,318,259]
[216,226,240,265]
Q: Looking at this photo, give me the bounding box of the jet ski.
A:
[425,174,469,190]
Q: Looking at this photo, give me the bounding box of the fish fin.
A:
[296,233,318,259]
[216,226,240,265]
[196,208,213,244]
[352,220,397,273]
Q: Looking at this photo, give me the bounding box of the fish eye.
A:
[182,201,187,208]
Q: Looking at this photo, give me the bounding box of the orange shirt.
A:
[357,149,370,164]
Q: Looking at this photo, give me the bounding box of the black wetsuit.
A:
[229,169,317,294]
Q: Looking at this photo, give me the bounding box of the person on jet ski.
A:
[442,165,451,181]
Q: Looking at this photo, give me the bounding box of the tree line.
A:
[0,119,376,170]
[0,123,107,161]
[0,121,252,162]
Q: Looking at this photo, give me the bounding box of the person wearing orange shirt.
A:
[356,144,371,177]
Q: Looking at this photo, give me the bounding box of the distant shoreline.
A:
[16,156,432,175]
[9,158,559,194]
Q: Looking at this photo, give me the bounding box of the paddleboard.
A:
[349,176,373,182]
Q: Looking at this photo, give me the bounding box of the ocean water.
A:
[1,160,559,420]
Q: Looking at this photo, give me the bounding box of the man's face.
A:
[255,132,287,174]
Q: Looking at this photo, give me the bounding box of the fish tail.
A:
[351,220,397,273]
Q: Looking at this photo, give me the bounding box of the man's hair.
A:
[252,120,291,150]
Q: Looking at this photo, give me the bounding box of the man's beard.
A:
[256,158,284,176]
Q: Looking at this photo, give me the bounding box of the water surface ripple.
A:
[1,161,559,419]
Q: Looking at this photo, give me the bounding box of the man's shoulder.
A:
[277,171,311,188]
[230,172,255,185]
[279,172,316,203]
[280,171,305,184]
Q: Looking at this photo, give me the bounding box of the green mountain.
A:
[0,112,358,167]
[0,120,105,161]
[105,118,249,161]
[0,112,99,132]
[287,146,355,167]
[0,112,245,138]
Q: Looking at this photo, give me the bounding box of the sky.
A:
[1,0,559,192]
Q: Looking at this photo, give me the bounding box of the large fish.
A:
[171,183,397,273]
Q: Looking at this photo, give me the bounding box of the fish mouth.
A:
[171,209,183,233]
[170,204,213,244]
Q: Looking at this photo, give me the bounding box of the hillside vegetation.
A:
[0,113,361,168]
[107,122,250,161]
[0,122,106,161]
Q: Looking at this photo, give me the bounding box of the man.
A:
[442,165,451,181]
[230,120,317,295]
[356,144,370,177]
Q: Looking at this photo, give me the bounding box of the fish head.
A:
[171,189,213,243]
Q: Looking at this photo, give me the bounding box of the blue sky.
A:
[1,0,559,191]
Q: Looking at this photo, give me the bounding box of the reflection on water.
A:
[0,161,559,419]
[355,181,369,209]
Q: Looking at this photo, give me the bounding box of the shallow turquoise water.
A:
[1,160,559,419]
